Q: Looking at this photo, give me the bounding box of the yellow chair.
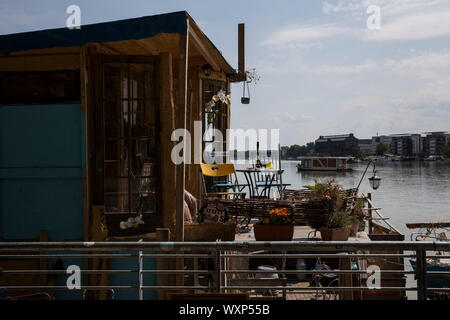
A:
[200,163,246,199]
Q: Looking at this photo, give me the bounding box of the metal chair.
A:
[200,163,246,199]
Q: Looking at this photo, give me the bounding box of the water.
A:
[280,160,450,239]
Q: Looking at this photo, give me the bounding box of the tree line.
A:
[281,142,316,159]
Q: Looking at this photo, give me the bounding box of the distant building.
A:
[315,133,359,156]
[389,134,421,157]
[372,135,393,154]
[358,139,373,153]
[422,132,449,156]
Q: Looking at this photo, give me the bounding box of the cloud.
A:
[384,51,450,79]
[363,9,450,41]
[322,0,450,41]
[323,0,450,16]
[316,60,378,74]
[261,24,348,47]
[268,112,313,126]
[322,0,369,14]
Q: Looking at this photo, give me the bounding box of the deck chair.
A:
[200,163,247,199]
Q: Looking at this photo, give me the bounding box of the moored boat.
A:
[406,222,450,294]
[296,157,353,172]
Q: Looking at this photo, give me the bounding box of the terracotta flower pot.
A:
[253,224,294,241]
[184,223,236,241]
[350,222,359,237]
[319,227,350,241]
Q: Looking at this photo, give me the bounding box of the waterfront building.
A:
[389,134,422,157]
[315,133,359,156]
[372,135,393,154]
[358,139,373,153]
[422,132,449,156]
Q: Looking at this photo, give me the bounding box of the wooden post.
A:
[416,250,427,300]
[159,52,177,232]
[238,24,245,75]
[156,228,171,300]
[39,231,49,287]
[80,45,90,243]
[339,256,353,300]
[367,193,373,234]
[175,26,190,242]
[89,205,109,300]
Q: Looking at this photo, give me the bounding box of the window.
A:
[100,61,159,235]
[0,71,80,105]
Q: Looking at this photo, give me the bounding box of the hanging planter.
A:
[241,80,250,104]
[241,69,260,105]
[205,89,230,128]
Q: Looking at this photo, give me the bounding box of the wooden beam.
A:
[159,52,177,232]
[0,54,80,72]
[175,24,190,242]
[198,69,227,82]
[80,45,89,243]
[238,23,245,75]
[188,25,221,72]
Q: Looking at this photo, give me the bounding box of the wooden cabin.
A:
[0,11,245,242]
[0,11,244,299]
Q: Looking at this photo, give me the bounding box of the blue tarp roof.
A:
[0,11,188,56]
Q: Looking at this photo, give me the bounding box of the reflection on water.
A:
[279,160,450,238]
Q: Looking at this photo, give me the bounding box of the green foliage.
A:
[260,208,293,225]
[443,144,450,158]
[376,143,389,156]
[312,179,345,212]
[326,211,351,229]
[309,179,360,230]
[351,197,366,216]
[281,142,315,159]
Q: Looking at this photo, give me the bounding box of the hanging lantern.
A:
[202,64,212,77]
[368,172,382,190]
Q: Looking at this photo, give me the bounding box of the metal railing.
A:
[0,241,449,300]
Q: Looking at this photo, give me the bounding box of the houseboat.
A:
[296,157,353,172]
[0,11,245,300]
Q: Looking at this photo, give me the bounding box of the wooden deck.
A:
[228,225,369,300]
[235,225,371,242]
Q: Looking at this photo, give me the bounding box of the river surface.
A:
[281,160,450,239]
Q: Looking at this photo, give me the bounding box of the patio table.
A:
[236,168,290,199]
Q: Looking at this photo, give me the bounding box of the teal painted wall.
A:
[0,104,85,240]
[0,103,158,300]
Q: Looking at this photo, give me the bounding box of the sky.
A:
[1,0,450,145]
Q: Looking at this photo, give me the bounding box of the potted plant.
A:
[319,211,351,241]
[184,201,236,241]
[349,215,360,237]
[349,198,367,236]
[254,208,294,241]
